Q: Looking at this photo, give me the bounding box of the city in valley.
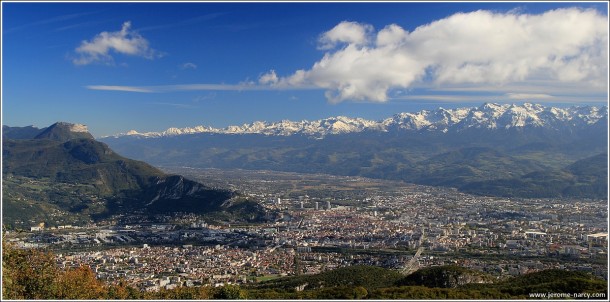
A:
[5,168,607,293]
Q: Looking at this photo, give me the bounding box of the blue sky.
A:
[2,1,608,137]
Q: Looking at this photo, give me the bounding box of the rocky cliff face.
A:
[34,122,95,141]
[443,270,493,288]
[141,175,234,210]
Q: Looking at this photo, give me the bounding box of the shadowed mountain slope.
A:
[2,122,265,227]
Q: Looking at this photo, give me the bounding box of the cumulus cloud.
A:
[278,8,608,103]
[318,21,373,50]
[259,70,279,85]
[73,21,161,65]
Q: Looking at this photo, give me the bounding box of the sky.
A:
[2,1,608,137]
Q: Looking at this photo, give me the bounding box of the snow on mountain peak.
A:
[108,103,607,139]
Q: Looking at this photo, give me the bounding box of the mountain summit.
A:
[2,122,266,227]
[34,122,95,141]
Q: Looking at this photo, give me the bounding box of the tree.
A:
[105,281,133,299]
[211,284,247,299]
[353,286,368,299]
[56,265,106,299]
[2,241,59,299]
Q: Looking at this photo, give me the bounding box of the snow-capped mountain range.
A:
[109,103,608,138]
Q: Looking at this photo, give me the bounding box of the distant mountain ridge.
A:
[106,103,607,138]
[2,125,47,139]
[97,103,607,199]
[2,122,265,228]
[4,102,607,201]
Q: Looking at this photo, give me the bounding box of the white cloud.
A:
[259,70,279,85]
[392,92,605,105]
[73,21,161,65]
[392,94,500,103]
[279,8,608,103]
[180,62,197,70]
[318,21,373,50]
[86,82,319,93]
[86,85,153,93]
[376,24,408,47]
[506,93,553,100]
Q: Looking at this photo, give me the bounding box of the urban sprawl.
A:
[6,170,608,293]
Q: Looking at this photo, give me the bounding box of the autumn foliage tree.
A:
[2,241,59,299]
[55,265,106,299]
[2,236,217,300]
[2,237,111,300]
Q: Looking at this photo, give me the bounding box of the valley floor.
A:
[5,169,607,293]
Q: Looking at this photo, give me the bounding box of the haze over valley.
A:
[98,103,608,200]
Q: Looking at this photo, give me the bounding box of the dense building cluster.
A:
[6,172,607,292]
